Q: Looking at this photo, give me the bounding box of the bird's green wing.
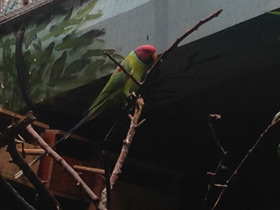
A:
[86,57,132,114]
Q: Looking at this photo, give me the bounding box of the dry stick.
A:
[73,165,105,174]
[211,118,280,210]
[104,52,141,86]
[100,98,145,207]
[25,124,107,210]
[208,114,227,156]
[201,114,228,210]
[17,148,45,155]
[141,9,223,85]
[101,105,130,210]
[111,98,145,186]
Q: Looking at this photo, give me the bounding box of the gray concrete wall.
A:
[81,0,280,54]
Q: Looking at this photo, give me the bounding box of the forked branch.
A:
[100,97,145,208]
[211,116,280,210]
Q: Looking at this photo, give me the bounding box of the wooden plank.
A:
[49,156,104,202]
[0,143,41,187]
[0,108,49,186]
[0,108,104,201]
[0,107,49,129]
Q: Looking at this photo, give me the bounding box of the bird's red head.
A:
[134,45,157,64]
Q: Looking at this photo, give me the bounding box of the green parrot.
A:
[65,44,158,134]
[15,45,157,177]
[85,44,157,122]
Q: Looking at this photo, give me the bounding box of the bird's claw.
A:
[130,92,140,100]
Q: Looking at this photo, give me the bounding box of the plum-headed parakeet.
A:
[61,44,157,138]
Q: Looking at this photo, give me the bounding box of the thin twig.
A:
[208,114,227,156]
[141,9,223,84]
[211,117,280,210]
[73,165,105,174]
[105,9,223,88]
[101,104,129,209]
[201,114,228,210]
[104,51,141,86]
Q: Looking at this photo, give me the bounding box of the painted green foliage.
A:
[0,0,123,111]
[268,11,280,15]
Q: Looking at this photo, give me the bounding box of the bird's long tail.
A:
[57,114,88,144]
[14,115,88,179]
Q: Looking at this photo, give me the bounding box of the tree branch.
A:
[141,9,223,84]
[211,117,280,210]
[25,124,107,210]
[201,114,228,210]
[100,97,145,208]
[104,51,141,86]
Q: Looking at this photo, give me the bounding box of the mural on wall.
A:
[0,0,123,112]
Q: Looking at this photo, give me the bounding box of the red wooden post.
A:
[37,130,56,185]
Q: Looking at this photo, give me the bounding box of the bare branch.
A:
[201,114,228,210]
[208,114,227,156]
[211,117,280,210]
[100,97,145,208]
[73,165,105,175]
[141,9,223,84]
[25,124,107,210]
[104,51,141,86]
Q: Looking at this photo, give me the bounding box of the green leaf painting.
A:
[268,11,280,15]
[0,0,123,112]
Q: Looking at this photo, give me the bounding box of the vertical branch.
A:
[208,114,227,156]
[110,98,145,186]
[201,114,228,210]
[102,104,129,209]
[100,97,145,208]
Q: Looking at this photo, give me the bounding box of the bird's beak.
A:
[152,52,158,62]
